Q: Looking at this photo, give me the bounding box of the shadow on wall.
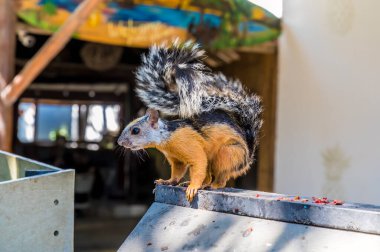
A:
[321,144,350,199]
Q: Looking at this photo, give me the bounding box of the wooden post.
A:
[256,53,278,192]
[1,0,104,106]
[218,51,278,192]
[0,0,16,151]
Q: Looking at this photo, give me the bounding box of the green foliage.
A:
[189,0,280,49]
[18,10,39,25]
[210,28,279,50]
[43,0,57,16]
[49,125,69,141]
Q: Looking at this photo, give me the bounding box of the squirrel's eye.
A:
[131,127,140,135]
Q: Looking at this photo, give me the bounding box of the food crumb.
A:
[274,195,343,205]
[256,194,260,198]
[147,242,152,246]
[161,246,168,251]
[242,227,253,237]
[312,197,330,204]
[331,199,344,205]
[312,197,344,205]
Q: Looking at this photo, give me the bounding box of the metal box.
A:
[0,151,74,252]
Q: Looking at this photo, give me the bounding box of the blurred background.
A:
[2,0,380,251]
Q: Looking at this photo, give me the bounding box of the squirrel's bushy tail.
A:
[136,41,262,155]
[201,74,263,155]
[136,41,213,117]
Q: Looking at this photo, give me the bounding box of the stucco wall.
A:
[276,0,380,204]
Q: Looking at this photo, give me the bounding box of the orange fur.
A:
[154,124,249,201]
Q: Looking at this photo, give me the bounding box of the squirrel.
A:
[118,41,263,202]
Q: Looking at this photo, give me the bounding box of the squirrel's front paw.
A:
[154,178,179,186]
[186,184,200,202]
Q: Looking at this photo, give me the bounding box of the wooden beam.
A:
[216,52,278,191]
[237,42,277,54]
[0,0,16,151]
[15,59,137,80]
[256,53,278,192]
[0,1,16,84]
[0,74,6,90]
[0,0,104,106]
[16,22,51,36]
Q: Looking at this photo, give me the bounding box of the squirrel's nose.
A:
[118,137,131,147]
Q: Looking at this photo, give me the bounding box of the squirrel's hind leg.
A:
[209,143,248,189]
[178,170,211,188]
[210,175,228,189]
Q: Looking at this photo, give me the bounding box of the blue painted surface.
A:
[25,169,56,177]
[38,0,268,32]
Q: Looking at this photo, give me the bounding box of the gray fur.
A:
[118,116,170,150]
[136,41,215,117]
[135,41,263,160]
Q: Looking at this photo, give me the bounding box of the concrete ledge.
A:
[155,185,380,235]
[119,202,380,252]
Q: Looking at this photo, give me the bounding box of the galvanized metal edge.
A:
[0,150,62,171]
[154,185,380,235]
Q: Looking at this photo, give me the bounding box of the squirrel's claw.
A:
[154,178,179,186]
[178,181,190,187]
[186,184,199,202]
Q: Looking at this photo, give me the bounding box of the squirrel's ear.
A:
[146,108,159,128]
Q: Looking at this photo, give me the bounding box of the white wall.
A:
[276,0,380,204]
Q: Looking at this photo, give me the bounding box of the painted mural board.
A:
[18,0,280,49]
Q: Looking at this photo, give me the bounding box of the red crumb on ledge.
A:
[331,199,344,205]
[274,196,344,205]
[242,227,253,237]
[312,197,344,205]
